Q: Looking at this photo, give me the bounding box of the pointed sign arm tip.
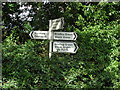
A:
[29,31,33,39]
[74,42,79,53]
[73,32,78,40]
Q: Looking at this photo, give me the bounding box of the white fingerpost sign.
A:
[53,41,78,53]
[29,31,49,39]
[50,17,64,30]
[53,32,77,40]
[29,17,78,59]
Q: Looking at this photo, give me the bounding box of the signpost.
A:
[29,17,78,58]
[53,41,78,53]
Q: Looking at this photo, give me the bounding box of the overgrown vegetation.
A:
[2,2,120,88]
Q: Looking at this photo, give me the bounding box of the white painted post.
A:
[49,20,52,59]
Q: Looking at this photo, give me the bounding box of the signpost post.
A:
[48,17,64,58]
[29,17,78,59]
[49,20,53,59]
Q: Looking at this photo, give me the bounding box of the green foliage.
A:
[2,25,120,89]
[67,25,120,88]
[2,2,120,89]
[2,36,49,88]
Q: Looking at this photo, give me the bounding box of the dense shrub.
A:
[2,25,120,88]
[2,2,120,89]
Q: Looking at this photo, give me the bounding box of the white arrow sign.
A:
[29,31,49,39]
[53,32,77,40]
[49,17,64,30]
[53,41,78,53]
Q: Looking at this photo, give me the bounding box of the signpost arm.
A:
[49,20,52,59]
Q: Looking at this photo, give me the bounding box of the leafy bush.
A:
[2,25,120,88]
[2,2,120,89]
